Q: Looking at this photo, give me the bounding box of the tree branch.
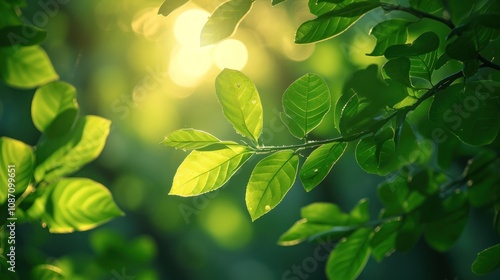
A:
[380,3,455,29]
[478,55,500,71]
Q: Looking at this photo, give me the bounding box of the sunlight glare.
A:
[169,46,213,87]
[212,39,248,70]
[173,9,210,47]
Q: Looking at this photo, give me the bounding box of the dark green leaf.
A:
[495,204,500,235]
[0,137,34,203]
[297,0,379,44]
[429,82,500,146]
[326,228,372,280]
[300,142,347,191]
[423,192,469,252]
[158,0,189,17]
[37,178,123,233]
[378,176,409,216]
[355,127,398,176]
[395,214,421,252]
[472,244,500,275]
[0,25,47,47]
[215,69,263,144]
[371,219,402,262]
[281,73,331,139]
[385,32,440,58]
[271,0,287,5]
[170,145,253,196]
[31,81,78,136]
[368,19,411,56]
[201,0,253,46]
[34,116,111,183]
[384,57,412,87]
[466,152,500,207]
[0,46,58,89]
[463,59,480,77]
[409,0,444,15]
[446,20,499,61]
[246,150,299,221]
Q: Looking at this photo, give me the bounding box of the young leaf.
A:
[383,57,412,87]
[368,19,411,56]
[34,116,111,183]
[296,1,380,44]
[300,142,347,191]
[170,145,253,196]
[281,73,331,139]
[39,178,123,233]
[215,69,263,144]
[472,244,500,275]
[246,150,299,221]
[158,0,189,17]
[326,228,372,280]
[200,0,253,46]
[0,25,47,47]
[0,46,58,89]
[429,82,500,146]
[31,81,78,135]
[162,128,227,150]
[0,137,34,203]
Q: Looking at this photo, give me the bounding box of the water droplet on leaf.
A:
[265,205,271,211]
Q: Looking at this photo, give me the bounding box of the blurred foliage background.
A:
[1,0,500,279]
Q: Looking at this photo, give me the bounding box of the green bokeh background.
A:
[1,0,500,279]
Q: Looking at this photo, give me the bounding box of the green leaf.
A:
[38,178,123,233]
[377,176,408,216]
[326,228,372,280]
[429,82,500,146]
[170,145,253,196]
[355,127,398,176]
[31,264,65,280]
[215,69,263,144]
[308,0,339,16]
[383,57,412,87]
[158,0,189,17]
[200,0,253,46]
[472,244,500,275]
[31,81,79,136]
[494,204,500,235]
[395,214,421,252]
[34,116,111,183]
[466,152,500,207]
[246,150,299,221]
[371,219,402,262]
[162,129,228,150]
[0,25,47,47]
[0,137,34,203]
[296,0,379,44]
[463,59,480,77]
[423,192,469,252]
[0,46,58,89]
[368,19,411,56]
[409,0,444,15]
[300,142,347,191]
[271,0,287,5]
[281,73,331,139]
[385,32,440,58]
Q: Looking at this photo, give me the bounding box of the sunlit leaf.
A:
[31,264,65,280]
[326,228,372,280]
[368,19,411,56]
[31,81,78,135]
[201,0,253,46]
[246,150,298,221]
[383,57,412,87]
[371,219,401,262]
[297,0,379,44]
[38,178,123,233]
[0,45,58,89]
[0,25,47,47]
[355,127,398,176]
[34,116,111,183]
[158,0,189,17]
[472,244,500,275]
[300,142,347,191]
[162,128,229,150]
[215,69,263,144]
[0,137,34,203]
[281,73,331,139]
[170,145,253,196]
[429,82,500,146]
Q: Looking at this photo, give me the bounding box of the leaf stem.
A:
[380,3,455,29]
[478,55,500,71]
